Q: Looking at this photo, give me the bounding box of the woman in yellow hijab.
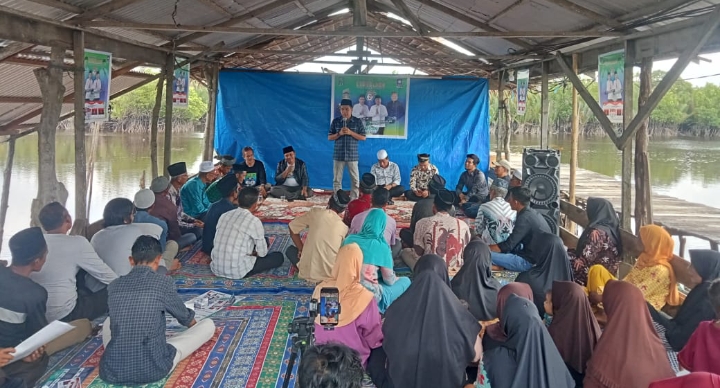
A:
[624,225,681,310]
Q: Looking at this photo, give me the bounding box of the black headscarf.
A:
[652,249,720,351]
[451,241,501,320]
[515,232,573,315]
[383,255,481,388]
[483,294,575,388]
[576,197,622,255]
[414,254,450,286]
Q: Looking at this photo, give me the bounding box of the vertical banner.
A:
[83,49,112,122]
[516,69,529,116]
[173,59,190,108]
[598,50,625,124]
[331,75,409,139]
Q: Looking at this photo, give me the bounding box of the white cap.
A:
[199,161,214,173]
[511,169,523,180]
[134,189,156,209]
[377,149,388,160]
[492,159,513,171]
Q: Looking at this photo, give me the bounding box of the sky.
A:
[654,52,720,86]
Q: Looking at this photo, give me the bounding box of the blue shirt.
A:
[180,176,211,218]
[329,116,365,162]
[202,198,237,254]
[100,266,194,385]
[134,210,168,250]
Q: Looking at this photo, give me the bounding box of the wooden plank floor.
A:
[555,165,720,244]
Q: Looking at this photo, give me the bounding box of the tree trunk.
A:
[0,138,16,256]
[31,46,68,227]
[502,95,511,161]
[150,73,165,179]
[163,54,174,174]
[634,57,654,235]
[203,63,219,161]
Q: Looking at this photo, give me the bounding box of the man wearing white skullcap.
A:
[370,149,404,203]
[180,161,217,220]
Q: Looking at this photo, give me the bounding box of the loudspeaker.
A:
[522,148,561,234]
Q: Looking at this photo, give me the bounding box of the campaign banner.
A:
[173,59,190,108]
[516,69,529,116]
[598,50,625,124]
[331,75,409,139]
[83,49,112,122]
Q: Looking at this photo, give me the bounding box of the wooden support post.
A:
[569,53,579,233]
[31,46,68,226]
[163,54,174,174]
[0,138,16,257]
[540,61,550,149]
[150,73,165,178]
[496,72,505,160]
[621,41,635,237]
[202,63,218,161]
[72,31,88,234]
[634,57,654,234]
[679,235,687,258]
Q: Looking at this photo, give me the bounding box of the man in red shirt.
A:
[343,173,376,226]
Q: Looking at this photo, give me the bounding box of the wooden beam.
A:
[150,74,164,179]
[202,63,218,161]
[26,0,83,14]
[0,137,15,257]
[352,0,368,27]
[191,47,543,60]
[540,61,549,149]
[569,53,579,214]
[496,72,505,160]
[621,40,635,235]
[163,54,174,174]
[73,30,88,226]
[634,56,653,234]
[389,0,423,35]
[543,0,624,29]
[70,0,146,22]
[487,0,524,23]
[0,42,35,63]
[232,57,489,69]
[555,53,620,146]
[80,20,622,38]
[617,5,720,149]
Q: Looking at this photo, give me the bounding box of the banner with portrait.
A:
[598,50,625,124]
[331,75,409,139]
[173,59,190,108]
[516,69,529,116]
[83,49,112,122]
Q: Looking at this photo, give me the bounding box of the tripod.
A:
[281,299,318,388]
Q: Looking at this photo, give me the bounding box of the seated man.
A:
[149,176,197,249]
[166,162,203,239]
[32,202,117,323]
[134,189,180,270]
[402,189,471,272]
[489,186,551,272]
[181,161,217,220]
[399,175,454,248]
[1,228,91,388]
[456,154,488,208]
[236,146,271,197]
[471,180,516,245]
[298,344,365,388]
[205,155,236,204]
[91,198,165,276]
[343,173,375,226]
[371,149,405,202]
[269,146,313,201]
[285,190,350,283]
[99,236,215,385]
[492,159,513,185]
[405,153,439,202]
[349,188,401,258]
[211,187,285,278]
[202,174,238,255]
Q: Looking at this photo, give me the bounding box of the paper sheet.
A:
[166,291,236,333]
[10,321,75,364]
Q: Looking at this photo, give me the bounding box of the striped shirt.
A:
[211,208,266,279]
[371,161,401,186]
[473,197,516,245]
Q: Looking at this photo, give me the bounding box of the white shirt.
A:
[369,104,388,124]
[30,234,118,321]
[211,208,267,279]
[371,161,401,186]
[91,223,164,276]
[284,172,299,187]
[352,103,370,118]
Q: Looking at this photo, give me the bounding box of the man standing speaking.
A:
[329,99,366,199]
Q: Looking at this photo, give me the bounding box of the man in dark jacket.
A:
[268,146,314,201]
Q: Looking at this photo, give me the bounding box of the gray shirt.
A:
[31,234,118,321]
[91,223,164,276]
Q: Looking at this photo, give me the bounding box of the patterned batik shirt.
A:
[414,212,471,270]
[329,116,366,162]
[166,184,196,229]
[473,197,516,245]
[409,164,439,191]
[371,161,401,186]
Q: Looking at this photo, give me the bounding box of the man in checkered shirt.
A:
[328,98,366,199]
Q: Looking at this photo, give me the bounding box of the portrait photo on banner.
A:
[331,74,409,139]
[83,49,112,122]
[598,50,625,124]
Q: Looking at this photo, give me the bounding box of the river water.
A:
[0,132,718,258]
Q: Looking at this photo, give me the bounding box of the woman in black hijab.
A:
[383,255,481,388]
[569,198,622,286]
[515,232,573,315]
[452,241,502,321]
[483,294,575,388]
[649,249,720,351]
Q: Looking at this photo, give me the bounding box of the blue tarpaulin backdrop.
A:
[215,70,490,190]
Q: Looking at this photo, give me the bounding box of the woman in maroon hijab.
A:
[584,280,674,388]
[650,373,720,388]
[482,282,534,352]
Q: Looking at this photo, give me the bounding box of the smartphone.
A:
[319,287,340,326]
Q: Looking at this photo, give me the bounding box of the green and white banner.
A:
[598,50,625,124]
[83,49,112,122]
[516,69,529,116]
[173,59,190,108]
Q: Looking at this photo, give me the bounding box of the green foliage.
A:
[111,80,209,122]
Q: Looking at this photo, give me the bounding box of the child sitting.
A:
[99,236,216,385]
